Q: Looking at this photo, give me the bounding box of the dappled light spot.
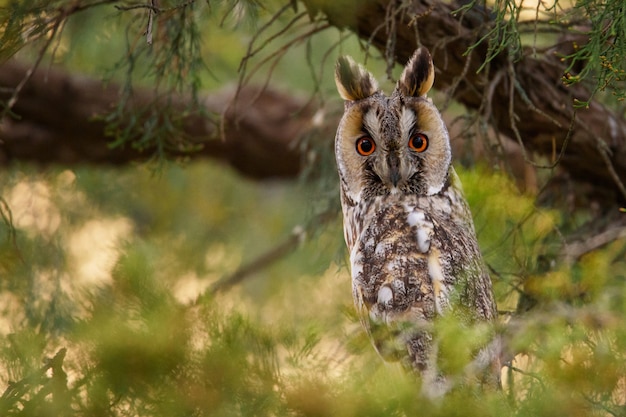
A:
[174,272,213,305]
[68,218,134,288]
[7,180,61,237]
[0,292,24,336]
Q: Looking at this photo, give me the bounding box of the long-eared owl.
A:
[334,47,499,393]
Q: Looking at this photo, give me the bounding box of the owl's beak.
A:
[387,153,402,187]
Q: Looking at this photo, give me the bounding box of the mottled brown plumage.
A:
[334,48,499,395]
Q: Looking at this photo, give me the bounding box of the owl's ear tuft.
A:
[335,55,379,101]
[397,47,434,97]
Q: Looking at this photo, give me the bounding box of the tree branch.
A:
[0,348,68,413]
[0,60,317,179]
[206,225,306,296]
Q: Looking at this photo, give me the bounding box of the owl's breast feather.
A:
[348,198,445,327]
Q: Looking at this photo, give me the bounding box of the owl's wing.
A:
[441,169,497,321]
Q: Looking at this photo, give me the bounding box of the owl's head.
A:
[334,48,451,204]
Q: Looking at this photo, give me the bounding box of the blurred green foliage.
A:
[2,162,626,416]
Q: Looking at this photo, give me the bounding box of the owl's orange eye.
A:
[408,133,428,152]
[356,136,376,156]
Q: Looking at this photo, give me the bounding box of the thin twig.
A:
[206,226,306,296]
[512,68,563,130]
[561,225,626,265]
[146,0,158,45]
[384,0,398,80]
[506,55,574,170]
[443,47,478,111]
[581,393,621,417]
[365,2,411,66]
[114,0,195,13]
[232,24,331,134]
[0,349,67,409]
[2,16,62,118]
[241,23,331,91]
[222,20,330,139]
[115,3,160,12]
[48,15,69,67]
[238,7,306,73]
[586,130,626,202]
[62,0,120,14]
[219,2,295,141]
[505,364,545,387]
[300,30,351,111]
[0,196,23,263]
[2,1,123,117]
[201,208,337,298]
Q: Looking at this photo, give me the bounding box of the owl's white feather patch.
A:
[399,107,415,138]
[377,285,393,306]
[349,243,363,278]
[362,110,381,138]
[416,228,431,253]
[375,242,388,256]
[428,249,449,315]
[406,210,432,253]
[369,307,383,323]
[427,183,444,195]
[407,210,425,226]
